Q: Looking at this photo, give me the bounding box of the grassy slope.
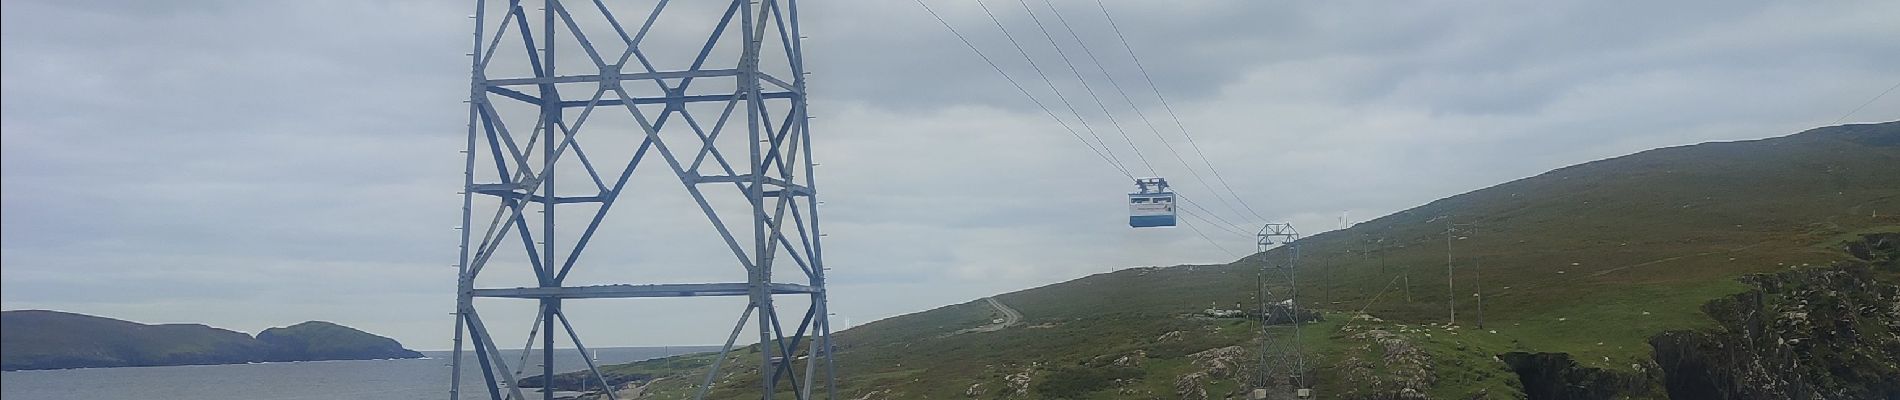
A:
[0,311,423,370]
[578,121,1900,399]
[0,310,269,370]
[1277,121,1900,372]
[256,321,425,360]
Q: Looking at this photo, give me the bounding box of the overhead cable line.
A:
[912,0,1125,176]
[1179,198,1255,238]
[1179,211,1243,257]
[1009,0,1258,231]
[915,0,1245,258]
[976,0,1249,252]
[1036,0,1255,224]
[1003,0,1158,177]
[1092,0,1271,222]
[969,0,1131,173]
[1177,193,1251,236]
[1834,79,1900,124]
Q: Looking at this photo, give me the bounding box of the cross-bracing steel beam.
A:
[451,1,833,399]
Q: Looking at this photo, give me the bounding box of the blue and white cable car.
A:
[1129,177,1177,228]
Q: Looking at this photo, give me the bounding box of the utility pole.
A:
[1445,221,1476,327]
[1475,262,1485,329]
[1388,242,1409,303]
[1445,221,1456,326]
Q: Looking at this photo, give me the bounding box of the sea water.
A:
[0,346,720,400]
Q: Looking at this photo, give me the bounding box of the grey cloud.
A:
[4,0,1898,349]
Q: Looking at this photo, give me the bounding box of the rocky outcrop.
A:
[1187,346,1246,379]
[1649,262,1900,399]
[1162,346,1248,400]
[1111,350,1146,367]
[1499,352,1656,400]
[965,382,986,398]
[1005,367,1034,397]
[1339,329,1432,400]
[1173,372,1208,400]
[1843,232,1898,272]
[1488,234,1900,399]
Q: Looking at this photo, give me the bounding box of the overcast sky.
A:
[3,0,1897,350]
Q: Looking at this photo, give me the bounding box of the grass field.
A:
[535,121,1899,398]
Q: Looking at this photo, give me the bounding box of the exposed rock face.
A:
[848,389,891,400]
[1005,368,1033,397]
[1111,350,1146,367]
[1843,232,1898,272]
[1649,261,1900,400]
[1188,346,1247,379]
[1339,329,1431,400]
[1173,371,1208,400]
[1499,352,1657,400]
[1159,345,1248,399]
[1156,331,1186,342]
[1492,235,1900,399]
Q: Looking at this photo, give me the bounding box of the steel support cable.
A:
[1091,0,1269,222]
[1176,193,1248,235]
[1000,0,1255,259]
[1179,206,1252,239]
[1834,79,1900,124]
[1035,0,1255,224]
[913,0,1129,177]
[1178,211,1243,258]
[967,0,1132,173]
[994,0,1259,236]
[1005,0,1158,177]
[917,0,1243,259]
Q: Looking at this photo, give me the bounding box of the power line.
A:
[1834,79,1900,124]
[1177,193,1251,236]
[1037,0,1256,224]
[1179,211,1243,258]
[970,0,1132,174]
[1008,0,1260,233]
[915,0,1242,258]
[1006,0,1158,177]
[999,0,1269,244]
[999,0,1266,256]
[911,0,1125,176]
[1092,0,1270,222]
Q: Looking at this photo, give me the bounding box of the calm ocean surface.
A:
[0,346,721,400]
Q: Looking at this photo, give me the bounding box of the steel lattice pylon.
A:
[449,0,833,399]
[1252,223,1308,399]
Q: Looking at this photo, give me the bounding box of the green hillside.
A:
[0,310,268,370]
[0,310,423,370]
[257,321,424,362]
[532,121,1900,399]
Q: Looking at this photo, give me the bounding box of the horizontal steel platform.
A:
[469,283,820,299]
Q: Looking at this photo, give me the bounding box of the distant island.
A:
[0,310,423,371]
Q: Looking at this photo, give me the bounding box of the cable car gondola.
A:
[1129,177,1176,228]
